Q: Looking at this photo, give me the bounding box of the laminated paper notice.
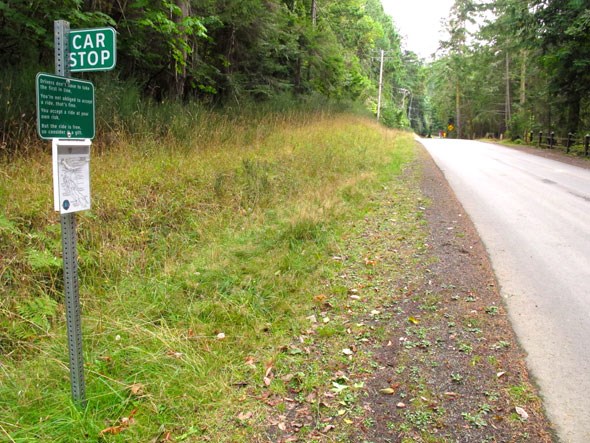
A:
[53,140,91,214]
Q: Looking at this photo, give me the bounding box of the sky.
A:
[381,0,455,60]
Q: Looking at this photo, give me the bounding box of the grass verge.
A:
[0,112,413,442]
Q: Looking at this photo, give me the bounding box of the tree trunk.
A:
[520,50,527,105]
[173,0,190,100]
[567,93,581,134]
[311,0,317,27]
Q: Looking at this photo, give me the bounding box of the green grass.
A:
[0,111,415,442]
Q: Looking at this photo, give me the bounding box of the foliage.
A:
[0,0,427,153]
[428,0,590,139]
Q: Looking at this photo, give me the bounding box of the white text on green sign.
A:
[69,27,116,72]
[36,73,95,139]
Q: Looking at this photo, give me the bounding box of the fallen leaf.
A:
[244,356,256,368]
[314,294,327,302]
[129,383,145,396]
[99,425,123,436]
[364,257,376,266]
[515,406,529,421]
[396,402,406,408]
[237,411,253,421]
[99,409,137,437]
[322,424,335,433]
[342,348,353,356]
[265,363,273,378]
[379,388,395,395]
[278,422,287,431]
[216,332,226,340]
[496,371,506,378]
[408,316,419,324]
[166,350,183,359]
[263,376,272,386]
[281,373,294,382]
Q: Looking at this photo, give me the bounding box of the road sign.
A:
[36,73,95,139]
[69,27,116,72]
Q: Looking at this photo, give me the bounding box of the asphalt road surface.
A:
[419,138,590,443]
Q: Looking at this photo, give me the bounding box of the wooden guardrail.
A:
[525,131,590,156]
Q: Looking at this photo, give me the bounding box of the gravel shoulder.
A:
[351,144,555,442]
[264,140,556,442]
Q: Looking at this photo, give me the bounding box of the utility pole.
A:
[377,49,384,121]
[505,51,511,132]
[408,92,413,126]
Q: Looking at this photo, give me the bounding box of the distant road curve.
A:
[419,138,590,443]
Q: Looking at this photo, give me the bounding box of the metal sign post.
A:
[54,19,86,407]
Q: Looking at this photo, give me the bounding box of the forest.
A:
[435,0,590,140]
[1,0,589,153]
[0,0,423,155]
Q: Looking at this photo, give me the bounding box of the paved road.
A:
[419,138,590,443]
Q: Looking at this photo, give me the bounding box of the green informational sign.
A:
[69,27,116,72]
[36,73,95,139]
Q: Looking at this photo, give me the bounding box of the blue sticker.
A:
[63,200,70,210]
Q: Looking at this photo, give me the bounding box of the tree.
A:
[533,0,590,133]
[438,0,478,138]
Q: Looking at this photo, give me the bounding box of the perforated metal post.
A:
[55,19,86,407]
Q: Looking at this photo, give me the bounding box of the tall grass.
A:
[0,65,371,157]
[0,108,414,442]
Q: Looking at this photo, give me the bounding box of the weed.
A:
[405,409,434,431]
[508,384,536,404]
[462,411,488,428]
[485,305,499,315]
[458,342,473,354]
[492,340,511,350]
[451,373,464,384]
[484,391,500,402]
